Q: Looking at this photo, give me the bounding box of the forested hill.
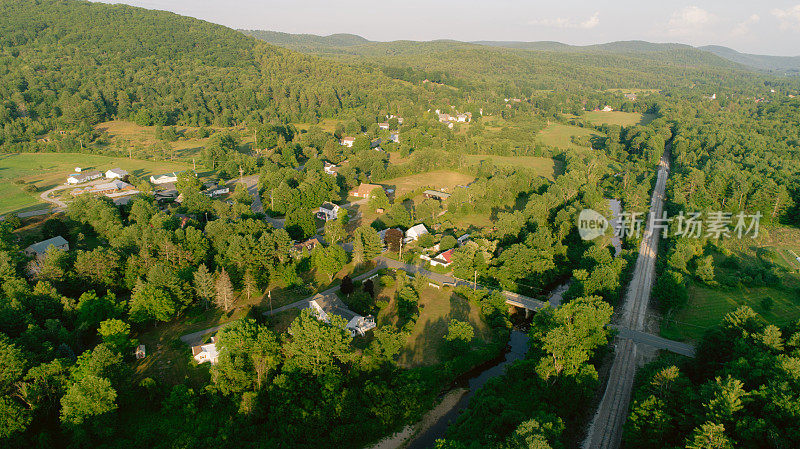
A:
[242,30,369,50]
[0,0,418,152]
[700,45,800,75]
[242,30,765,95]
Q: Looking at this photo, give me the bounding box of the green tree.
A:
[530,296,613,380]
[193,263,216,308]
[283,309,355,375]
[60,375,117,425]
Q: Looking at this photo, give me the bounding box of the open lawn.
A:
[662,225,800,342]
[378,170,475,198]
[661,284,800,342]
[463,154,562,180]
[376,283,492,367]
[0,152,191,215]
[580,111,656,127]
[536,123,605,152]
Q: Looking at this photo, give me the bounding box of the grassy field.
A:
[376,284,492,367]
[580,111,656,127]
[378,170,475,197]
[292,119,340,134]
[536,123,605,152]
[0,152,191,215]
[661,284,800,342]
[463,155,562,180]
[661,225,800,342]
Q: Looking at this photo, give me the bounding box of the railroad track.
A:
[583,153,670,449]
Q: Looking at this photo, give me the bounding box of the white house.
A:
[24,236,69,258]
[317,201,340,221]
[191,336,220,365]
[377,122,390,130]
[309,296,376,337]
[105,168,128,179]
[340,137,356,147]
[601,105,613,112]
[324,162,338,176]
[346,315,376,337]
[405,224,429,242]
[388,132,400,143]
[150,172,181,185]
[67,170,102,184]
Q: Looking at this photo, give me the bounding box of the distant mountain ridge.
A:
[699,45,800,75]
[241,30,799,75]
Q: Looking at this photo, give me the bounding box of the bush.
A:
[761,296,774,312]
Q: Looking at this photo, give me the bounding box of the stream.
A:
[405,330,530,449]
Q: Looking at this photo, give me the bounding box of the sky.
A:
[95,0,800,56]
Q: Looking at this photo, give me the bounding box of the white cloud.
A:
[732,14,760,37]
[667,6,715,36]
[529,12,600,29]
[772,4,800,31]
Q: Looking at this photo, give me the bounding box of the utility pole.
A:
[398,237,403,260]
[268,290,272,314]
[192,157,196,172]
[473,270,477,291]
[239,165,244,183]
[270,188,274,210]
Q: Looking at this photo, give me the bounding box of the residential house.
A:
[388,114,404,125]
[308,295,376,337]
[455,113,472,122]
[601,105,613,112]
[154,189,179,202]
[423,190,451,201]
[405,224,429,242]
[623,93,637,101]
[191,337,219,365]
[324,162,338,176]
[317,202,340,221]
[340,137,356,147]
[388,132,400,143]
[349,183,382,199]
[292,238,320,257]
[105,168,128,179]
[67,170,102,184]
[420,248,454,267]
[370,138,382,149]
[457,233,471,246]
[24,236,69,258]
[150,172,182,185]
[377,122,390,130]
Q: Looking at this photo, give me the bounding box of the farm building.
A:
[349,183,382,199]
[67,170,102,184]
[71,180,135,196]
[105,168,128,179]
[423,190,451,201]
[24,236,69,258]
[150,171,187,184]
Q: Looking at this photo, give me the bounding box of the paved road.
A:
[583,152,670,449]
[611,325,695,357]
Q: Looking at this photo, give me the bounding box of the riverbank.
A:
[366,388,468,449]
